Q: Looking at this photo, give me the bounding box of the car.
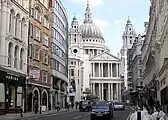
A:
[79,101,91,112]
[90,101,113,120]
[113,101,125,110]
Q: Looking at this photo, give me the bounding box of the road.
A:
[25,107,132,120]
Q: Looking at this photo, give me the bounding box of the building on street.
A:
[68,1,123,102]
[140,0,158,101]
[125,24,147,104]
[0,0,29,114]
[120,17,136,91]
[27,0,51,112]
[50,0,69,109]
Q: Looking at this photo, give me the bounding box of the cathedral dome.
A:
[79,1,104,39]
[79,23,103,39]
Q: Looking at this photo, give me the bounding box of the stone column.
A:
[99,63,100,77]
[1,2,8,66]
[93,83,95,95]
[116,83,118,100]
[101,63,103,77]
[111,83,113,100]
[108,63,110,77]
[101,83,104,100]
[111,63,113,77]
[116,64,118,77]
[90,83,93,94]
[93,62,95,77]
[118,83,121,101]
[108,83,110,101]
[99,83,101,100]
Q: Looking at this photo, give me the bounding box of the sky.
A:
[61,0,151,56]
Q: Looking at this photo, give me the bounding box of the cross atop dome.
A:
[84,0,93,23]
[73,12,77,20]
[127,15,131,25]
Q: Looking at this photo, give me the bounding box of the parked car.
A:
[113,101,125,110]
[79,101,91,112]
[90,101,113,120]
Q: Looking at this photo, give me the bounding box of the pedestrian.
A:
[71,102,74,109]
[148,96,154,114]
[75,101,79,109]
[56,101,60,112]
[34,100,38,114]
[68,101,71,111]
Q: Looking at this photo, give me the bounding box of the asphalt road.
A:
[27,107,132,120]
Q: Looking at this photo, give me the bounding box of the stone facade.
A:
[68,1,123,103]
[0,0,29,114]
[27,0,51,112]
[120,17,136,91]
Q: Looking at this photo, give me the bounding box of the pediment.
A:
[91,52,120,61]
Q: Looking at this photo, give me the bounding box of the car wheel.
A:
[111,113,113,118]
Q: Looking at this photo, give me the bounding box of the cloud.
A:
[69,0,103,8]
[92,18,109,36]
[114,20,124,25]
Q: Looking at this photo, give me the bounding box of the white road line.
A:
[127,112,132,120]
[73,116,82,120]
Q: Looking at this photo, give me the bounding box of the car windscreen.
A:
[93,103,109,109]
[114,102,122,105]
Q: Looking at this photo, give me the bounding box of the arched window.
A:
[8,42,13,66]
[15,14,20,37]
[14,46,19,69]
[20,48,24,70]
[21,18,25,40]
[9,10,14,33]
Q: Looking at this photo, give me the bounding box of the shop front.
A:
[0,70,26,115]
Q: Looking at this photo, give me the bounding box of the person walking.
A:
[34,100,38,114]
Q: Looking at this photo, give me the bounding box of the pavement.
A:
[13,106,131,120]
[0,108,76,120]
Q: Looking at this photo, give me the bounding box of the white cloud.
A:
[69,0,103,8]
[92,18,109,36]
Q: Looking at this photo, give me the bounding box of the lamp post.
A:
[136,85,143,120]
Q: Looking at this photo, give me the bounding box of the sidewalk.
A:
[0,109,75,120]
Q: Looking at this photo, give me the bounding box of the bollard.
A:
[40,106,42,114]
[137,107,141,120]
[20,108,23,117]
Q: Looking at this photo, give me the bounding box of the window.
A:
[71,69,74,76]
[43,34,49,46]
[29,44,33,57]
[43,50,48,64]
[15,14,20,37]
[9,10,14,33]
[14,46,19,69]
[35,27,40,40]
[40,0,48,8]
[34,46,40,60]
[20,48,24,70]
[21,19,25,40]
[8,43,12,66]
[130,40,132,44]
[42,71,47,83]
[30,24,33,36]
[44,16,49,28]
[34,9,41,22]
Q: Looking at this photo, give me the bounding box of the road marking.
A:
[83,113,90,117]
[73,116,82,120]
[127,112,132,120]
